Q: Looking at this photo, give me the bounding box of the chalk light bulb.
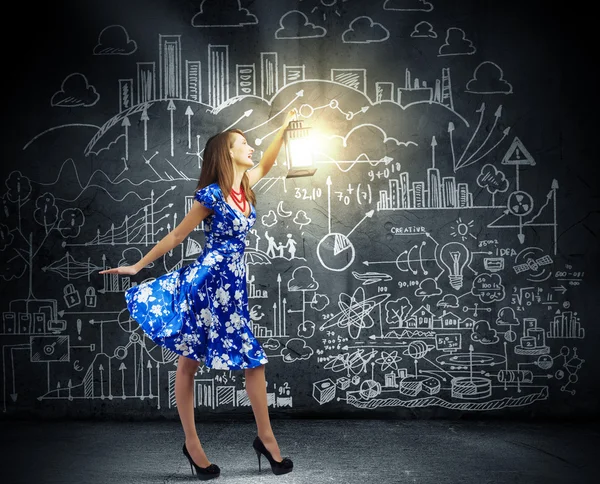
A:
[438,242,470,290]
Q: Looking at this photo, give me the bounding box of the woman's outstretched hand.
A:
[99,265,139,276]
[282,108,297,128]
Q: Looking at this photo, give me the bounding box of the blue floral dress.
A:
[124,183,269,370]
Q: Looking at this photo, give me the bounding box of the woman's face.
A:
[229,132,254,169]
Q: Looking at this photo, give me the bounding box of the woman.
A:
[99,109,297,480]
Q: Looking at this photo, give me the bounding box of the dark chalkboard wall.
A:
[2,0,598,419]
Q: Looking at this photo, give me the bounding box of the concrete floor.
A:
[1,418,598,484]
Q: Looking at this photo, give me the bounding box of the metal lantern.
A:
[285,120,317,178]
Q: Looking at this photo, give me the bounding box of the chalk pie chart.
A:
[317,232,355,271]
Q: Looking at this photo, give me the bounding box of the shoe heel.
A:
[182,442,220,480]
[252,436,293,475]
[255,448,262,472]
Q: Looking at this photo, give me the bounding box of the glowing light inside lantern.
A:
[287,138,314,167]
[285,120,317,178]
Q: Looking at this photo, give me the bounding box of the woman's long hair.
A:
[196,129,256,206]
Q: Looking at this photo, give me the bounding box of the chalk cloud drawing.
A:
[342,17,390,44]
[411,21,437,38]
[471,273,505,303]
[191,0,258,28]
[438,28,476,56]
[310,293,330,311]
[51,73,100,108]
[261,210,277,227]
[275,10,327,39]
[298,320,316,339]
[415,278,442,299]
[437,294,459,309]
[471,320,499,344]
[282,338,314,362]
[93,25,137,55]
[383,0,434,12]
[466,61,514,94]
[288,266,319,291]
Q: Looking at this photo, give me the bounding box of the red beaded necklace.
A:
[230,186,247,214]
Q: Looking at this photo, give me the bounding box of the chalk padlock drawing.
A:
[63,284,82,309]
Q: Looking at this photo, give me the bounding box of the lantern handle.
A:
[283,108,297,128]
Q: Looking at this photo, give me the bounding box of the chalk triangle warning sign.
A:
[501,137,535,165]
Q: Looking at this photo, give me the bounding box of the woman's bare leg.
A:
[176,355,213,467]
[245,364,283,461]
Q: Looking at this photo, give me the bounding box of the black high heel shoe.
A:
[182,442,221,480]
[252,436,293,475]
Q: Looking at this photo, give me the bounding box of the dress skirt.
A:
[124,182,269,370]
